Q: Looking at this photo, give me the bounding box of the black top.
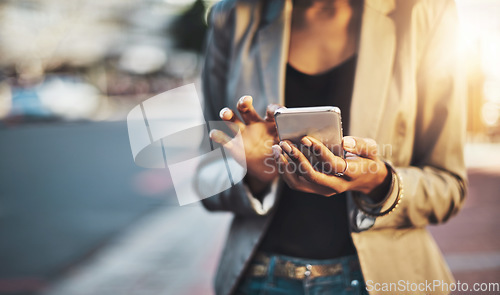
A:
[258,55,357,259]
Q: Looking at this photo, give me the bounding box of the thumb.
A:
[264,104,283,122]
[342,136,378,160]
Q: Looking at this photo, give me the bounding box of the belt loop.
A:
[266,255,277,286]
[342,256,352,288]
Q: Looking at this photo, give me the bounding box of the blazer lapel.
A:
[350,0,396,138]
[257,0,292,106]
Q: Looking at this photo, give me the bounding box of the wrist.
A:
[366,163,392,202]
[352,161,402,217]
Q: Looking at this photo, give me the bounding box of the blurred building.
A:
[0,0,499,142]
[0,0,216,123]
[456,0,500,142]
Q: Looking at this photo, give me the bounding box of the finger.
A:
[274,145,342,196]
[301,136,347,175]
[277,153,308,191]
[209,129,233,149]
[272,144,282,161]
[237,96,263,124]
[219,107,243,124]
[342,136,378,160]
[272,144,285,173]
[211,129,247,166]
[281,158,343,195]
[295,176,334,195]
[283,140,350,192]
[264,104,283,122]
[219,107,244,135]
[273,144,301,182]
[280,141,323,180]
[297,175,343,196]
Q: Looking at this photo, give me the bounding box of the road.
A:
[1,122,499,294]
[0,121,173,294]
[43,163,500,295]
[429,166,500,292]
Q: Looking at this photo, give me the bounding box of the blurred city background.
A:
[0,0,499,294]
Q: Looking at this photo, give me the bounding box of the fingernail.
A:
[219,107,230,119]
[301,137,312,147]
[280,141,292,154]
[238,95,252,105]
[343,137,356,149]
[272,145,281,159]
[238,97,250,112]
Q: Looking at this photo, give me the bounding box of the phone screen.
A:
[274,107,343,158]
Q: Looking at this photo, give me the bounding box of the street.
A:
[429,167,500,290]
[42,166,500,295]
[0,122,171,294]
[0,122,499,295]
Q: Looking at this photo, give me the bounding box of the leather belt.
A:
[246,252,346,280]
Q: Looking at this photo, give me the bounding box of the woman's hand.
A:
[273,136,391,200]
[210,96,281,193]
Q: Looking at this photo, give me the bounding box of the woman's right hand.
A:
[209,96,281,192]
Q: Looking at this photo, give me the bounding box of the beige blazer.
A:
[197,0,467,294]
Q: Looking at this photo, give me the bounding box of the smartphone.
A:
[274,106,344,158]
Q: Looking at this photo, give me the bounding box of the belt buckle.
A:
[284,261,296,278]
[272,257,345,280]
[328,264,342,275]
[252,264,268,277]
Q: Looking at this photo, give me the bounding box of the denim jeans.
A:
[235,254,368,295]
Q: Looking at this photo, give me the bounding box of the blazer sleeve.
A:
[355,0,467,231]
[195,1,277,217]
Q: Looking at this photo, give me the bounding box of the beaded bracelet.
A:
[352,162,403,217]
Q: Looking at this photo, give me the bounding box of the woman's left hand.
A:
[273,136,391,200]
